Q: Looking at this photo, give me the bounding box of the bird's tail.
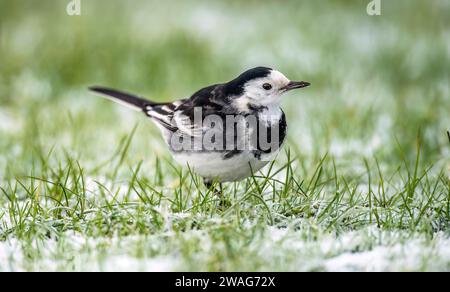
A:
[89,86,179,132]
[89,86,160,111]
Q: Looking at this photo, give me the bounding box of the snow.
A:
[1,222,450,271]
[324,234,450,272]
[96,255,175,272]
[0,239,25,272]
[325,246,389,271]
[0,233,179,272]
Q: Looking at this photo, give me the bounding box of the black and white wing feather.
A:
[90,83,233,142]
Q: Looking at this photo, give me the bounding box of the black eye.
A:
[262,83,272,90]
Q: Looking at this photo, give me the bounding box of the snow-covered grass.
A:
[0,0,449,271]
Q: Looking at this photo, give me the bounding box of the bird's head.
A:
[225,67,310,111]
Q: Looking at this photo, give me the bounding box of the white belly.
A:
[172,151,278,182]
[159,105,285,182]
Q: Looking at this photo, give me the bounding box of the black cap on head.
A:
[224,66,272,96]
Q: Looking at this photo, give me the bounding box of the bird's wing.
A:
[169,84,229,138]
[90,84,232,141]
[144,103,180,132]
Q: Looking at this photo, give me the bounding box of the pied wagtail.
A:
[90,67,310,192]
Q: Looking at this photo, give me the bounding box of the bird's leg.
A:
[204,180,227,207]
[204,180,220,196]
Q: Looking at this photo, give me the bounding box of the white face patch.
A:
[237,69,291,109]
[268,70,291,88]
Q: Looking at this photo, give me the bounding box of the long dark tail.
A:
[89,86,159,111]
[89,86,179,132]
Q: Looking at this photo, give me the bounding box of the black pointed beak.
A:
[282,81,310,92]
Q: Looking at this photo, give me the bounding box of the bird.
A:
[89,67,310,194]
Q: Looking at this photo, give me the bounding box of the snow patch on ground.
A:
[0,233,180,272]
[1,225,450,271]
[324,234,450,271]
[93,255,176,272]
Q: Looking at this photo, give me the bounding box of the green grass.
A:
[0,0,450,271]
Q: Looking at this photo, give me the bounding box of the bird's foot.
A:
[204,181,230,209]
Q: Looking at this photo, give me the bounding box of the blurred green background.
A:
[0,0,450,272]
[1,1,449,170]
